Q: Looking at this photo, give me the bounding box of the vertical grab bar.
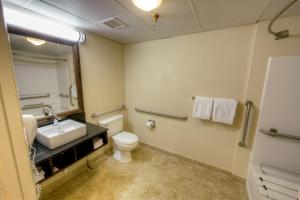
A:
[69,86,75,106]
[239,101,253,147]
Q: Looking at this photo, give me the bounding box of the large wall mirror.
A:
[8,28,84,124]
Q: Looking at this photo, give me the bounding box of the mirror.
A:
[8,32,84,122]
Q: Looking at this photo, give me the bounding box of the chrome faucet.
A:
[51,110,61,126]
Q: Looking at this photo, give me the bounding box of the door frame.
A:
[0,2,37,199]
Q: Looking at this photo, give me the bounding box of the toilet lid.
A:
[113,131,138,144]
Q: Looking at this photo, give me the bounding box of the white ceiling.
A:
[3,0,300,44]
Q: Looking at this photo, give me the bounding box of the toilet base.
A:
[113,149,132,163]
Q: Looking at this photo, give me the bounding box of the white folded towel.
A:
[71,84,77,98]
[212,98,238,125]
[192,96,213,120]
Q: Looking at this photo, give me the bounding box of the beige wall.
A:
[124,25,255,175]
[1,3,299,197]
[232,15,300,177]
[0,4,36,199]
[124,15,300,178]
[79,32,124,124]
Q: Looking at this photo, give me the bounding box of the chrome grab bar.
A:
[59,94,69,98]
[22,103,52,110]
[19,93,50,100]
[91,105,125,117]
[239,101,253,147]
[259,128,300,141]
[69,86,74,106]
[135,107,188,120]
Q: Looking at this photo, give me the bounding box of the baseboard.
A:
[246,181,252,200]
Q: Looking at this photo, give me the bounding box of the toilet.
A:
[99,114,138,163]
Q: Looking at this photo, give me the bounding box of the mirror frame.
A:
[8,25,85,124]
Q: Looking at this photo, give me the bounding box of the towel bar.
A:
[135,107,188,120]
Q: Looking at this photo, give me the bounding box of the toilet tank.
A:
[99,114,124,137]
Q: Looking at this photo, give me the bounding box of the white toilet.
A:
[99,114,138,163]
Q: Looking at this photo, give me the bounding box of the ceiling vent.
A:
[101,18,127,30]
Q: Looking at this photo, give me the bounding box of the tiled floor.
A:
[42,145,247,200]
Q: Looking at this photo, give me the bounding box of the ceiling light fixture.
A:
[132,0,162,11]
[151,12,159,27]
[3,8,85,43]
[26,37,46,46]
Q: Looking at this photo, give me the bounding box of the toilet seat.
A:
[112,131,138,145]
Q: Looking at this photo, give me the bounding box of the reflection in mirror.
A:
[9,33,79,118]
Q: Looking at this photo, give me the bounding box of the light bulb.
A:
[26,37,46,46]
[132,0,162,12]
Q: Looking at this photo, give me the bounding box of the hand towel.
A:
[192,96,213,120]
[212,98,238,125]
[71,84,77,98]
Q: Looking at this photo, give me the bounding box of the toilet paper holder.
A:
[146,120,155,128]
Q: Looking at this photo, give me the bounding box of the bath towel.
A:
[192,96,213,120]
[212,98,238,125]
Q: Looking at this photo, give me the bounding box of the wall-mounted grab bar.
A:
[19,93,50,100]
[22,103,52,110]
[12,53,67,62]
[91,105,125,117]
[239,101,253,147]
[259,128,300,141]
[69,86,75,106]
[59,94,69,98]
[135,107,188,120]
[267,0,298,40]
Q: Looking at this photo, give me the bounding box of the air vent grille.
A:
[102,18,127,29]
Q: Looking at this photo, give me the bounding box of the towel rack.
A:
[239,101,253,147]
[135,107,188,120]
[19,93,50,100]
[91,105,125,117]
[259,128,300,141]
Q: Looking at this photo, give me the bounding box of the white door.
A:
[252,55,300,174]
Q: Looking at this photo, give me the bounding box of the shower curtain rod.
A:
[267,0,298,40]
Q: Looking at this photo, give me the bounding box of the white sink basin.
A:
[37,119,86,149]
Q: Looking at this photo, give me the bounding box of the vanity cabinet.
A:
[32,121,108,183]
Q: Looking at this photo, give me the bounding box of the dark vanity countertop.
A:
[33,122,107,164]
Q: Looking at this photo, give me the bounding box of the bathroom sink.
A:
[37,119,86,149]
